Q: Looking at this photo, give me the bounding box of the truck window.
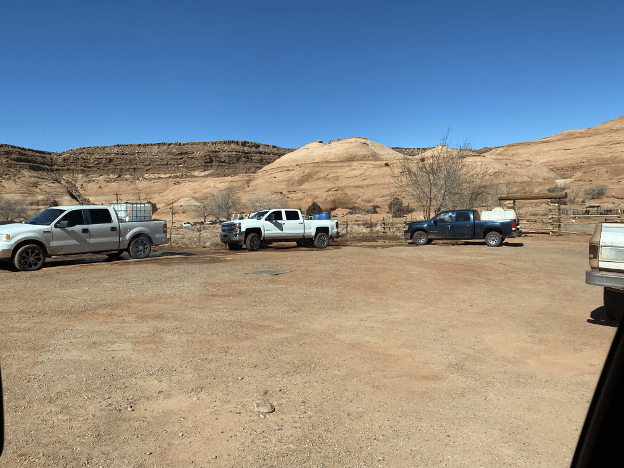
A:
[285,210,300,221]
[455,211,471,222]
[437,212,452,223]
[88,209,113,224]
[268,211,283,221]
[60,210,85,227]
[26,208,65,225]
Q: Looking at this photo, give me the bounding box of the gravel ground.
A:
[0,234,616,467]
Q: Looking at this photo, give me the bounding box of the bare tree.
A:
[190,197,212,223]
[205,188,241,221]
[245,193,288,213]
[393,137,492,219]
[567,188,582,205]
[0,197,28,222]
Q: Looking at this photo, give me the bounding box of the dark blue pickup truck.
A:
[404,209,522,247]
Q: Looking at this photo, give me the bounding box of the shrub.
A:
[305,201,324,216]
[547,186,564,193]
[387,197,415,217]
[584,184,608,200]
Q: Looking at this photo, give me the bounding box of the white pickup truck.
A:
[586,222,624,321]
[0,205,168,271]
[219,209,339,251]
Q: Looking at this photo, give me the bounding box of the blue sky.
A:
[1,0,623,152]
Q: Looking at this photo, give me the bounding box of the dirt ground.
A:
[0,234,616,467]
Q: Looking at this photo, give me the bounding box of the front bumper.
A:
[586,270,624,290]
[511,230,523,238]
[220,232,244,245]
[0,246,12,259]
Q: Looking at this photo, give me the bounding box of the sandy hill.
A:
[481,115,624,197]
[1,115,623,220]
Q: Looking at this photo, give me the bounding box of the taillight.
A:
[512,221,517,229]
[163,223,168,234]
[589,244,598,260]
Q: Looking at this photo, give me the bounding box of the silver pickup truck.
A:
[586,222,624,321]
[220,209,339,251]
[0,205,168,271]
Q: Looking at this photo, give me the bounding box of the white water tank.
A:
[481,207,516,221]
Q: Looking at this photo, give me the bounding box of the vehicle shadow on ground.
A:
[587,306,620,327]
[0,251,197,272]
[432,240,524,247]
[148,251,196,258]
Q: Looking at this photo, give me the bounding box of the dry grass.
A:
[167,224,227,249]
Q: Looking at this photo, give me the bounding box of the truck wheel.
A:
[413,231,428,245]
[314,232,329,248]
[604,288,624,322]
[485,232,502,247]
[14,244,45,271]
[246,233,260,251]
[129,235,152,259]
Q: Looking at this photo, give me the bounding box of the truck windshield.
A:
[249,211,268,220]
[25,208,66,225]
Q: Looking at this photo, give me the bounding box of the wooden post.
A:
[170,201,174,246]
[549,199,561,235]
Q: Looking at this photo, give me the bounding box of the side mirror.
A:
[432,220,437,225]
[56,220,69,228]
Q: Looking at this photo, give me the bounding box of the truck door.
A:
[50,209,90,254]
[264,210,284,239]
[429,212,453,239]
[451,211,473,239]
[282,210,304,238]
[87,208,120,252]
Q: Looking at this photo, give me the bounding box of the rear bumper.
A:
[403,230,411,240]
[586,270,624,290]
[510,230,522,238]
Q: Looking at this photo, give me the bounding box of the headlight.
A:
[235,223,242,231]
[0,234,10,241]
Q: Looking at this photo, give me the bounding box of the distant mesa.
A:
[1,114,623,213]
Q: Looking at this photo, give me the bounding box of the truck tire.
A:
[246,233,260,251]
[412,231,428,246]
[14,244,45,271]
[604,288,624,322]
[129,235,152,259]
[314,232,329,249]
[485,231,503,247]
